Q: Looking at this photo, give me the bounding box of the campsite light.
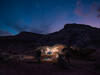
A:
[39,44,66,63]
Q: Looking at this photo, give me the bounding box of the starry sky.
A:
[0,0,100,36]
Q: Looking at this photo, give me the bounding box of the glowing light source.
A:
[40,44,66,63]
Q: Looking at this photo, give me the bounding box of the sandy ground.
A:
[0,48,99,75]
[0,58,97,75]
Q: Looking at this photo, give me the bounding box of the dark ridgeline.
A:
[0,24,99,75]
[0,23,100,53]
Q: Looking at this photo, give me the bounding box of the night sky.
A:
[0,0,100,36]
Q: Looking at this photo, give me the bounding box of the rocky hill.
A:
[0,24,100,53]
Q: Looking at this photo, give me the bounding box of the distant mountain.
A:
[0,30,12,36]
[47,24,100,48]
[0,24,100,53]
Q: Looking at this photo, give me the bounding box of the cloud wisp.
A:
[75,0,100,27]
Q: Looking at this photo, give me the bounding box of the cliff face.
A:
[0,24,100,53]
